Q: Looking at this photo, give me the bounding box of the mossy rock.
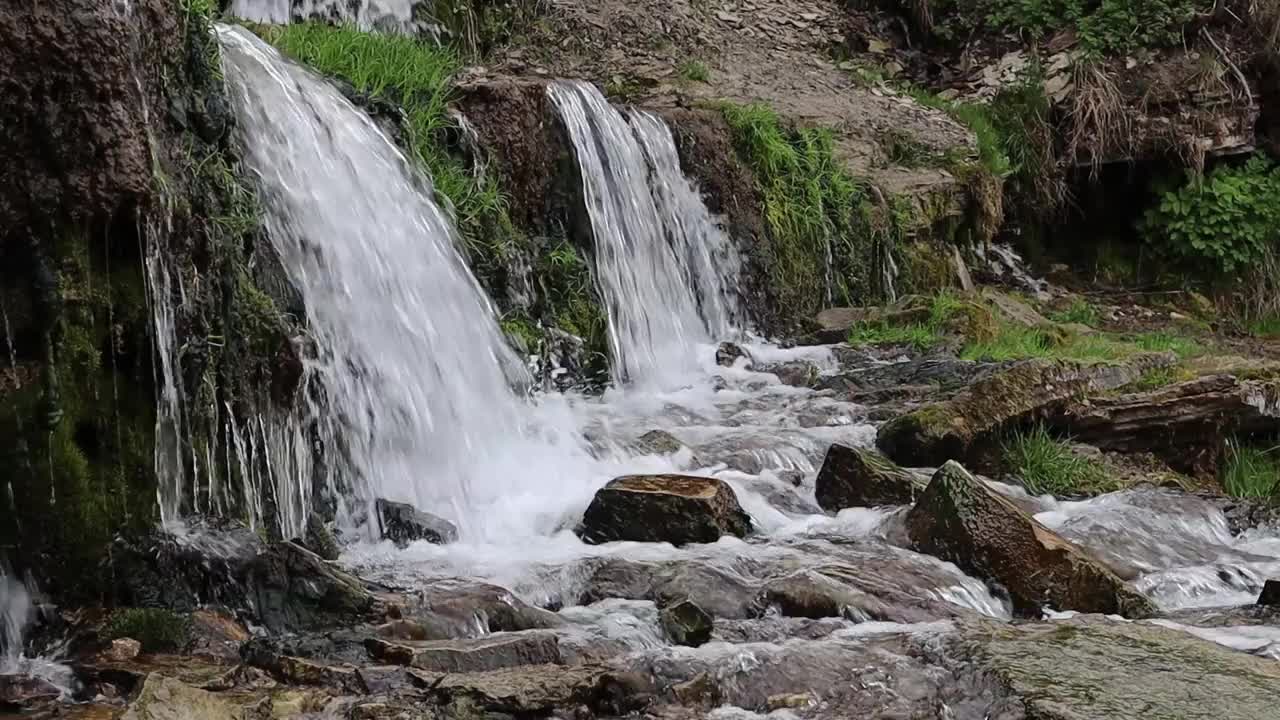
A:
[876,354,1173,466]
[578,475,752,545]
[814,444,927,510]
[906,462,1156,617]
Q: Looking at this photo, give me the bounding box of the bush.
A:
[1002,424,1111,496]
[1142,155,1280,276]
[1050,298,1098,326]
[103,608,191,653]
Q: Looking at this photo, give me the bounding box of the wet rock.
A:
[815,444,927,510]
[111,524,262,613]
[580,557,759,619]
[430,664,646,716]
[399,580,563,637]
[906,462,1155,617]
[578,474,752,545]
[0,674,60,710]
[248,541,377,631]
[105,637,141,662]
[187,608,250,661]
[272,656,365,692]
[1258,580,1280,606]
[715,342,752,367]
[980,287,1050,327]
[877,355,1172,466]
[365,631,562,673]
[754,570,883,621]
[629,430,704,466]
[303,514,341,561]
[121,674,240,720]
[659,600,713,647]
[759,360,820,387]
[816,356,1001,397]
[375,498,458,547]
[970,615,1280,719]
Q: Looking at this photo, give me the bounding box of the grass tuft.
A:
[103,608,191,653]
[1050,298,1099,326]
[679,60,710,83]
[1221,439,1280,498]
[1002,424,1112,496]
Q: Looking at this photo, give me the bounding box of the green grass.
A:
[722,102,882,318]
[1221,439,1280,498]
[103,608,191,653]
[1050,298,1099,326]
[849,323,940,350]
[1002,425,1112,496]
[1247,314,1280,338]
[679,60,710,83]
[1132,331,1201,359]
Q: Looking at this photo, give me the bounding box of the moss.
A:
[103,607,192,652]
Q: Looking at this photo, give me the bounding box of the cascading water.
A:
[0,569,30,669]
[216,27,601,539]
[228,0,417,31]
[549,81,742,389]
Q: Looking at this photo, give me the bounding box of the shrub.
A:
[679,60,710,83]
[1050,298,1098,326]
[1142,155,1280,276]
[103,608,191,653]
[1002,424,1111,496]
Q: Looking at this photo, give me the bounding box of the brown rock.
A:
[815,444,926,510]
[578,474,752,545]
[905,461,1156,617]
[105,637,141,662]
[365,631,562,672]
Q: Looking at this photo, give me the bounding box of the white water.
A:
[549,81,742,389]
[229,0,419,32]
[217,27,609,540]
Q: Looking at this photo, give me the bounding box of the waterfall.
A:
[216,26,597,539]
[548,81,742,388]
[228,0,418,31]
[0,570,29,669]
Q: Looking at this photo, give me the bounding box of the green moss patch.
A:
[104,608,192,652]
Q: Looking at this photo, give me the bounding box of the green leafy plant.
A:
[1221,439,1280,498]
[1142,155,1280,276]
[1002,424,1111,496]
[103,608,191,653]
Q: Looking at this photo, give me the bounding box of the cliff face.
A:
[0,0,300,598]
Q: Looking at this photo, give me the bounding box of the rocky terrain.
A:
[6,0,1280,719]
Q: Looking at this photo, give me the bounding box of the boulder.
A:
[716,342,752,367]
[759,360,820,388]
[1259,579,1280,607]
[375,499,458,547]
[980,287,1050,327]
[429,663,646,716]
[905,462,1155,617]
[121,674,240,720]
[813,302,930,344]
[877,355,1172,466]
[578,475,752,545]
[0,674,60,710]
[365,631,562,673]
[970,615,1280,719]
[105,637,141,662]
[815,444,926,510]
[395,580,563,637]
[754,571,881,621]
[659,600,713,647]
[248,541,376,631]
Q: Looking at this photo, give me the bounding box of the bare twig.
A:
[1201,27,1253,108]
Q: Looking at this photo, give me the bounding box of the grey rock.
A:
[659,600,713,647]
[365,631,562,672]
[376,499,458,547]
[248,541,376,631]
[815,444,927,510]
[1258,579,1280,606]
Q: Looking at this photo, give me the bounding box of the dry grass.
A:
[1065,63,1133,177]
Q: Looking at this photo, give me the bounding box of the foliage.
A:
[1247,314,1280,338]
[679,60,710,83]
[925,0,1211,57]
[849,322,940,350]
[1221,439,1280,498]
[1002,424,1112,496]
[103,608,191,653]
[722,102,894,320]
[1050,297,1098,326]
[1142,155,1280,276]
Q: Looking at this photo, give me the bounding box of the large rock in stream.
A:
[249,541,377,631]
[815,444,927,509]
[578,474,752,545]
[375,498,458,547]
[905,462,1156,617]
[877,355,1172,466]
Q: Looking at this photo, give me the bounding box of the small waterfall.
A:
[548,81,741,388]
[217,26,597,538]
[229,0,423,34]
[0,569,30,668]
